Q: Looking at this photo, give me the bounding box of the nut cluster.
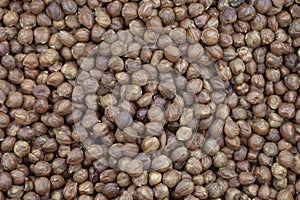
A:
[0,0,299,200]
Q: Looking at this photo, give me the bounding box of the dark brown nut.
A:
[257,184,271,199]
[172,179,194,198]
[62,0,78,15]
[153,183,169,199]
[46,71,64,87]
[73,169,88,184]
[267,95,281,110]
[46,1,64,21]
[261,28,275,45]
[67,148,84,165]
[248,134,265,151]
[6,184,24,198]
[203,45,221,60]
[136,186,154,200]
[171,146,189,163]
[158,79,176,99]
[132,70,149,86]
[13,140,30,157]
[254,166,272,184]
[116,172,131,188]
[162,169,181,188]
[187,3,204,17]
[268,113,283,129]
[8,68,24,85]
[122,2,138,20]
[225,188,242,200]
[263,142,278,157]
[278,103,295,119]
[126,159,144,177]
[58,84,75,101]
[250,13,267,31]
[0,172,12,191]
[20,12,36,29]
[165,103,182,122]
[277,189,293,200]
[224,118,239,138]
[42,138,58,153]
[10,169,26,185]
[159,8,175,25]
[107,1,122,17]
[292,154,300,175]
[185,157,202,175]
[132,170,148,187]
[1,136,16,152]
[245,30,261,48]
[278,150,295,169]
[5,91,22,108]
[277,11,292,27]
[1,152,18,171]
[33,97,49,114]
[3,11,19,26]
[34,161,52,177]
[271,163,287,179]
[34,177,51,196]
[78,181,94,195]
[218,33,233,47]
[0,111,10,128]
[122,126,138,142]
[238,172,256,185]
[36,13,51,27]
[141,136,160,153]
[221,6,237,24]
[201,27,219,45]
[238,5,256,21]
[77,7,94,29]
[122,143,139,158]
[17,29,34,45]
[53,100,72,116]
[61,62,78,80]
[147,14,165,30]
[1,55,15,70]
[23,53,39,70]
[169,28,186,45]
[95,11,111,28]
[151,155,172,172]
[14,109,31,125]
[41,112,64,128]
[52,19,66,31]
[187,43,204,61]
[212,152,228,168]
[285,74,300,90]
[58,31,77,47]
[39,49,59,66]
[148,171,162,186]
[50,175,65,191]
[120,85,142,101]
[280,122,296,143]
[164,45,180,63]
[100,169,117,184]
[74,28,90,42]
[252,119,269,136]
[63,181,78,199]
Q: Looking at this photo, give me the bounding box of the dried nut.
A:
[126,159,144,177]
[151,155,172,172]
